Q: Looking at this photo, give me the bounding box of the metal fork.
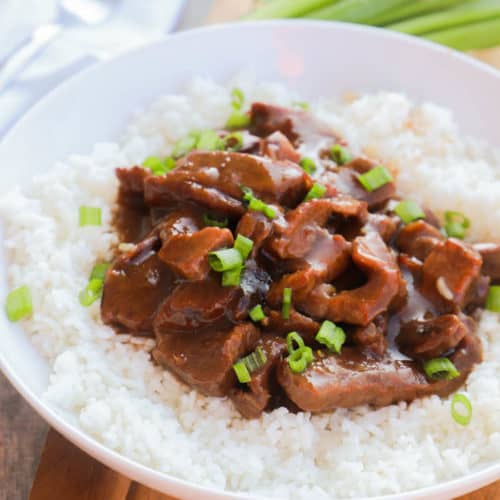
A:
[0,0,119,92]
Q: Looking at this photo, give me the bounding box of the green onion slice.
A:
[226,110,251,130]
[315,320,346,354]
[299,157,316,175]
[286,331,305,354]
[231,88,245,110]
[222,132,244,151]
[222,266,243,287]
[79,206,102,227]
[90,263,110,281]
[79,278,104,307]
[357,166,393,192]
[164,157,177,171]
[451,393,472,426]
[292,101,309,110]
[196,129,222,151]
[171,132,199,158]
[394,200,426,224]
[249,304,266,322]
[5,285,33,322]
[234,234,254,260]
[233,360,251,383]
[288,346,314,374]
[203,214,228,228]
[486,285,500,312]
[208,248,243,272]
[143,156,167,175]
[330,144,352,165]
[282,287,292,319]
[304,182,327,201]
[444,211,470,239]
[423,357,460,380]
[241,186,277,219]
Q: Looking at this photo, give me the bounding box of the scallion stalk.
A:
[244,0,339,19]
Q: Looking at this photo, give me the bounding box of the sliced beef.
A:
[365,213,400,243]
[396,220,444,261]
[153,323,259,397]
[330,158,396,210]
[351,314,387,356]
[116,166,149,199]
[301,232,402,325]
[396,314,471,360]
[277,333,481,412]
[264,310,320,344]
[236,211,274,258]
[101,236,175,334]
[474,243,500,281]
[421,239,482,312]
[229,335,287,418]
[259,131,301,163]
[152,278,245,335]
[144,151,311,215]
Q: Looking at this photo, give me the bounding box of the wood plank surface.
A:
[12,1,500,500]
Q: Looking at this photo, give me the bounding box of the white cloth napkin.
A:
[0,0,185,137]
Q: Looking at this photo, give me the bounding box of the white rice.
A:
[1,75,499,499]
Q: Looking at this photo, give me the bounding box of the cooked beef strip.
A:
[259,131,301,163]
[153,323,259,397]
[351,314,388,357]
[396,220,444,261]
[264,310,320,344]
[473,243,500,281]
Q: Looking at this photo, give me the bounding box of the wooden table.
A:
[1,1,500,499]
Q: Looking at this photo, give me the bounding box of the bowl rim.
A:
[1,19,499,500]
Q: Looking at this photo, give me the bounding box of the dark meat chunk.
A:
[229,335,287,418]
[264,310,320,344]
[301,232,403,325]
[153,323,259,397]
[421,239,482,312]
[464,275,491,313]
[116,166,149,198]
[144,151,311,216]
[249,102,335,146]
[157,207,203,240]
[365,213,400,243]
[330,158,396,210]
[277,333,481,412]
[259,131,301,163]
[153,278,245,335]
[267,197,366,260]
[396,220,444,261]
[159,226,233,281]
[474,243,500,281]
[236,211,274,257]
[396,314,471,360]
[351,314,387,356]
[101,236,175,334]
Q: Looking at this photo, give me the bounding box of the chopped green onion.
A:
[304,182,327,201]
[196,129,222,151]
[222,266,243,287]
[423,357,460,380]
[164,157,177,171]
[357,166,393,192]
[143,156,167,175]
[444,211,470,239]
[241,186,277,219]
[242,346,268,373]
[222,132,244,151]
[249,304,266,322]
[288,346,314,373]
[79,278,104,307]
[486,285,500,312]
[330,144,353,165]
[394,200,426,224]
[282,287,292,319]
[299,157,316,175]
[231,88,245,110]
[293,101,309,110]
[5,285,33,322]
[89,263,110,281]
[451,393,472,426]
[315,320,346,354]
[226,110,250,129]
[171,132,199,159]
[208,248,243,272]
[79,206,102,227]
[234,234,254,260]
[233,360,251,383]
[203,214,228,228]
[286,331,305,354]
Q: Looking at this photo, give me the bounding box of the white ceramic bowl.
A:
[0,21,499,500]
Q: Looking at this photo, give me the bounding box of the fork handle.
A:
[0,23,62,93]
